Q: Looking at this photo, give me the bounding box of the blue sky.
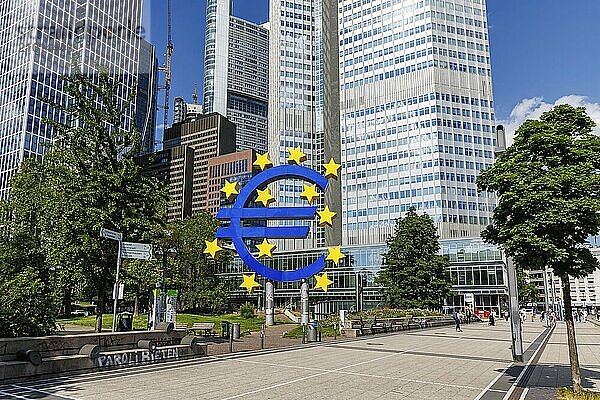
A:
[148,0,600,133]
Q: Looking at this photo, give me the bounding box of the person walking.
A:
[504,310,509,322]
[489,311,495,326]
[453,309,463,332]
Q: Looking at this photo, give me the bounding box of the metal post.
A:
[301,280,309,326]
[507,257,524,362]
[265,281,275,326]
[260,324,265,350]
[302,325,306,344]
[111,240,122,332]
[542,267,551,327]
[333,323,337,340]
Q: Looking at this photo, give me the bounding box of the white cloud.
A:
[501,95,600,145]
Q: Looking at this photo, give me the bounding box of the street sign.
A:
[121,242,153,260]
[465,293,475,303]
[122,242,152,252]
[100,228,123,242]
[121,250,152,260]
[113,283,125,300]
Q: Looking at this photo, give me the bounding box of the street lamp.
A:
[496,125,524,362]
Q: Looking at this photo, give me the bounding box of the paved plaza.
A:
[2,321,600,400]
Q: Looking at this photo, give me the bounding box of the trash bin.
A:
[307,320,318,342]
[221,321,230,338]
[232,323,241,340]
[117,312,133,332]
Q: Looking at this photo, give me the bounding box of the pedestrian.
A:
[584,310,588,323]
[453,309,463,332]
[466,308,472,324]
[489,312,495,326]
[541,311,546,323]
[504,310,509,322]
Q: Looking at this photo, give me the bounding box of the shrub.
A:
[239,302,256,319]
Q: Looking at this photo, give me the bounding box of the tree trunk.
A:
[561,275,582,392]
[95,291,104,333]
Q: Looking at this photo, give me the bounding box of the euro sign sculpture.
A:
[216,164,328,282]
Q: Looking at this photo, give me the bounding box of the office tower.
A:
[163,113,236,215]
[138,145,195,221]
[206,149,255,216]
[137,39,158,155]
[338,0,504,313]
[339,0,497,246]
[0,0,147,198]
[173,97,204,125]
[268,0,341,251]
[203,0,269,153]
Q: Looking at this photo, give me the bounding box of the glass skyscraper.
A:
[204,0,270,153]
[0,0,150,198]
[339,0,498,246]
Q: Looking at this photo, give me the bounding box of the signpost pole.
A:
[265,281,275,326]
[112,239,122,333]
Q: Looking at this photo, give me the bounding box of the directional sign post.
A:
[121,242,153,260]
[100,228,123,333]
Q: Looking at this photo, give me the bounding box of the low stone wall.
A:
[0,330,207,384]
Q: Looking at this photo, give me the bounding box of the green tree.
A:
[377,208,452,310]
[477,105,600,393]
[0,160,58,337]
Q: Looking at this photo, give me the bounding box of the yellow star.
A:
[203,239,223,259]
[318,206,337,227]
[220,180,240,201]
[253,152,273,171]
[314,272,334,292]
[240,273,261,294]
[300,183,320,204]
[323,158,342,179]
[256,238,276,258]
[287,146,307,165]
[326,246,345,266]
[255,188,275,207]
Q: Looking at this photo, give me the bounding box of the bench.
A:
[174,323,188,332]
[370,318,387,334]
[189,322,216,337]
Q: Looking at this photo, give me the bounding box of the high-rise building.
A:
[137,39,158,155]
[268,0,342,251]
[203,0,269,153]
[206,149,255,216]
[164,112,236,215]
[173,97,204,125]
[138,145,195,222]
[339,0,497,245]
[338,0,504,312]
[0,0,148,198]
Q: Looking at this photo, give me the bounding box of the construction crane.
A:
[160,0,174,136]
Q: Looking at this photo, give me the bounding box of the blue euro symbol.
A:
[216,165,328,282]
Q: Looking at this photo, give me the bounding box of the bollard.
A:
[229,327,233,353]
[302,325,306,344]
[334,323,337,340]
[260,324,265,350]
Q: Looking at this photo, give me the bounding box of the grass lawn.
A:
[59,313,266,334]
[557,388,600,400]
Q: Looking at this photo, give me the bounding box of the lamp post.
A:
[496,125,524,362]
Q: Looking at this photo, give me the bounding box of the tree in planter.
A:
[39,69,168,332]
[377,208,452,310]
[477,105,600,393]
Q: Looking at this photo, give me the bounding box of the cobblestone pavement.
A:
[1,321,550,400]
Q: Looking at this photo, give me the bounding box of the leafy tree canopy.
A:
[477,105,600,278]
[377,208,452,310]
